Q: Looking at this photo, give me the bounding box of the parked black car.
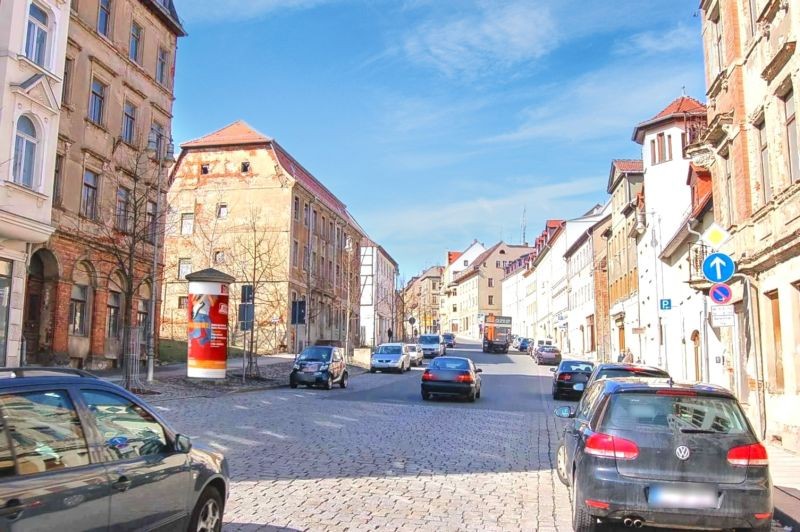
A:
[290,345,349,389]
[550,360,594,400]
[442,333,456,348]
[554,378,772,531]
[0,367,229,531]
[421,356,482,402]
[584,362,670,389]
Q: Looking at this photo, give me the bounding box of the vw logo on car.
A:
[675,445,691,461]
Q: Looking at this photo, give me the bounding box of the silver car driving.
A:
[370,343,412,373]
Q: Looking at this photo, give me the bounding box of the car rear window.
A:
[420,335,440,343]
[560,361,594,372]
[596,368,668,380]
[376,345,402,355]
[430,358,469,370]
[602,393,750,434]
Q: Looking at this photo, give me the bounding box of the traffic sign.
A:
[710,304,735,327]
[659,299,672,310]
[702,252,736,283]
[709,283,733,305]
[408,316,416,325]
[701,223,731,250]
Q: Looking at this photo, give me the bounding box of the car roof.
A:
[432,356,471,362]
[595,363,666,372]
[0,367,130,393]
[378,342,405,347]
[600,378,735,398]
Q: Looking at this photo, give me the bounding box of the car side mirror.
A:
[475,368,483,373]
[174,433,192,453]
[554,406,575,419]
[549,367,556,373]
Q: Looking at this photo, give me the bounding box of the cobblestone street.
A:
[158,343,575,531]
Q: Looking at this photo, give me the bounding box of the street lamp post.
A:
[146,132,174,383]
[344,236,353,358]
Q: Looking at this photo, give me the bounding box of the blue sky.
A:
[171,0,706,280]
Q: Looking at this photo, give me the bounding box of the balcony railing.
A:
[687,243,712,290]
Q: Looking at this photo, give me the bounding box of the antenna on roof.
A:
[682,85,686,97]
[521,207,527,245]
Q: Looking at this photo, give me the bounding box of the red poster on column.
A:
[187,284,229,379]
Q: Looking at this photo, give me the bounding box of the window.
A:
[107,291,121,338]
[488,278,494,288]
[200,164,210,175]
[178,258,191,279]
[650,139,656,165]
[115,187,130,231]
[25,3,48,67]
[80,390,167,461]
[304,202,309,226]
[69,284,88,335]
[241,161,250,173]
[88,79,106,125]
[156,47,169,85]
[312,209,318,233]
[784,89,799,184]
[13,116,37,188]
[748,0,759,37]
[129,22,142,63]
[121,101,136,144]
[53,154,63,204]
[463,259,468,266]
[292,240,299,266]
[146,201,156,242]
[180,213,194,235]
[137,299,149,344]
[495,260,500,268]
[756,121,772,205]
[667,134,673,161]
[722,152,735,225]
[62,58,73,104]
[293,196,299,220]
[178,296,188,309]
[213,250,225,264]
[0,391,91,475]
[81,169,98,219]
[150,122,165,156]
[711,8,724,77]
[97,0,111,36]
[656,133,666,163]
[765,291,784,392]
[488,295,494,305]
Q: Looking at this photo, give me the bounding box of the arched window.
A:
[25,3,49,67]
[13,116,37,188]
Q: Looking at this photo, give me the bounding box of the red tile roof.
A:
[612,159,644,173]
[651,96,706,120]
[447,251,463,265]
[181,120,271,149]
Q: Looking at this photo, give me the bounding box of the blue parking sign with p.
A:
[660,299,672,310]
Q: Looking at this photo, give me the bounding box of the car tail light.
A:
[422,370,436,382]
[754,512,772,520]
[727,443,768,467]
[656,389,697,396]
[585,499,609,510]
[585,433,639,460]
[456,372,474,384]
[557,373,572,381]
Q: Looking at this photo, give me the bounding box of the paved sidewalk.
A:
[770,443,800,530]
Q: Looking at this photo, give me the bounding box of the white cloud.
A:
[401,2,559,77]
[175,0,333,22]
[613,24,701,56]
[481,60,706,145]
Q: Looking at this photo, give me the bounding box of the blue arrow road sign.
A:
[702,252,736,283]
[660,299,672,310]
[709,283,733,305]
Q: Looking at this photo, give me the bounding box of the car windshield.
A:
[420,335,439,344]
[443,334,454,339]
[376,345,402,355]
[297,347,331,362]
[560,361,594,372]
[596,368,669,380]
[407,345,418,352]
[430,358,469,370]
[602,393,749,435]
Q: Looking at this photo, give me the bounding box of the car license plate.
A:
[302,367,316,373]
[649,484,717,509]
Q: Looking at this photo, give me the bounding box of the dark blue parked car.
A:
[554,378,772,531]
[518,338,530,352]
[0,367,229,531]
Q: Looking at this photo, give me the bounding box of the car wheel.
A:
[556,445,569,487]
[467,391,476,403]
[325,375,333,390]
[289,376,298,389]
[189,486,223,532]
[370,368,376,373]
[421,391,431,401]
[476,387,481,399]
[571,474,597,532]
[340,371,348,389]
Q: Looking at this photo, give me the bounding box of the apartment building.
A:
[20,0,184,369]
[403,266,443,336]
[0,0,70,365]
[161,121,365,354]
[698,0,800,449]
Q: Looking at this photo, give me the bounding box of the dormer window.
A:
[241,161,250,173]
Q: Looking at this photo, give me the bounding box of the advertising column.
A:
[185,269,235,379]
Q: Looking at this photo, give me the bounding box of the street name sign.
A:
[701,223,732,250]
[709,283,733,305]
[702,252,736,283]
[710,304,735,328]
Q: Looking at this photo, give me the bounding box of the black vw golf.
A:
[551,360,594,400]
[554,378,772,531]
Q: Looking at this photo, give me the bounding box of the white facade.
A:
[0,0,69,365]
[359,244,397,347]
[439,241,485,334]
[502,267,529,336]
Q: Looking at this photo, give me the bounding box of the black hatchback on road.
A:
[551,360,594,400]
[0,367,229,532]
[554,378,772,531]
